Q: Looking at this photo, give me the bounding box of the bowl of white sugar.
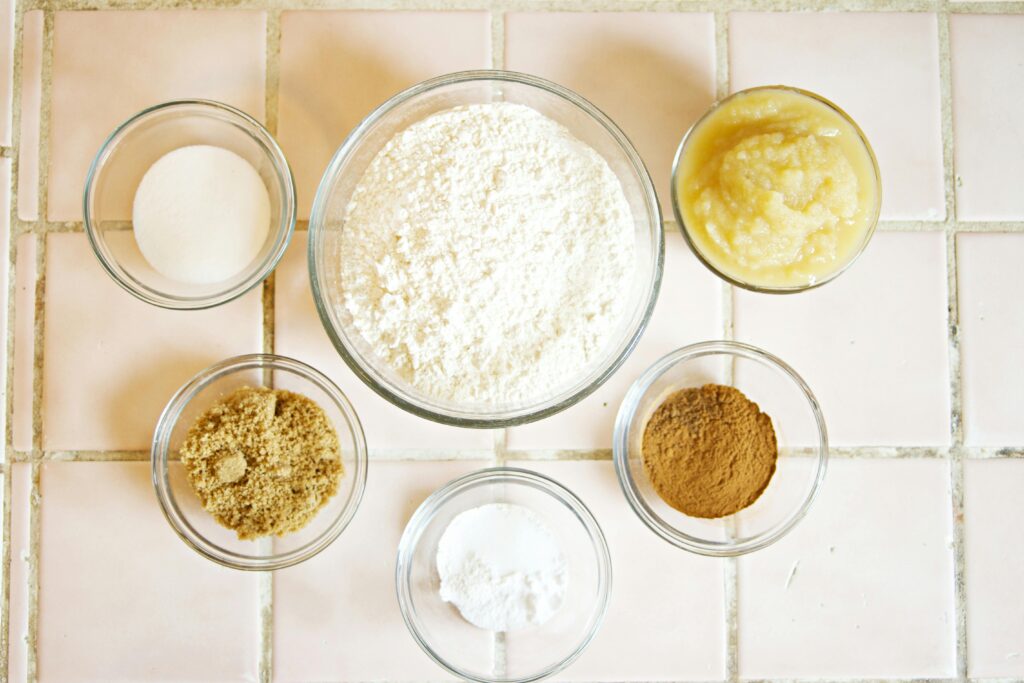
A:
[309,70,663,427]
[396,467,612,683]
[84,100,296,309]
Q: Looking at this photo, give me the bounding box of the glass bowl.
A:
[308,70,663,428]
[84,99,296,309]
[670,85,882,294]
[613,341,828,556]
[396,467,612,683]
[151,354,367,570]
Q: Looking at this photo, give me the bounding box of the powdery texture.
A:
[436,503,567,632]
[180,386,343,540]
[339,103,635,406]
[642,384,778,518]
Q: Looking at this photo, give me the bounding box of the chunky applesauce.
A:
[675,87,879,289]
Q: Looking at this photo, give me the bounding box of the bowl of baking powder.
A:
[309,70,663,427]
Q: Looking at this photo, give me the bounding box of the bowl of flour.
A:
[396,467,612,683]
[309,71,663,426]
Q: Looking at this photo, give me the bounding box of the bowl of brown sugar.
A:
[613,341,828,556]
[152,354,368,570]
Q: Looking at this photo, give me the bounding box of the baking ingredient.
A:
[339,102,635,406]
[643,384,777,518]
[436,503,567,631]
[676,87,879,288]
[133,145,271,284]
[180,386,343,540]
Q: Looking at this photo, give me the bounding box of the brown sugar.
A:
[180,386,344,540]
[642,384,777,518]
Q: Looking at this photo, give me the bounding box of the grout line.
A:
[490,11,505,71]
[25,462,40,683]
[28,234,44,460]
[937,8,969,680]
[0,462,12,678]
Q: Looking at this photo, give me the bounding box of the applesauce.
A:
[673,87,880,290]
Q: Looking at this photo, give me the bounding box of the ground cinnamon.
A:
[642,384,777,518]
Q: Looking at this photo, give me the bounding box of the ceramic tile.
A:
[273,231,494,453]
[951,15,1024,220]
[738,458,955,678]
[0,0,13,145]
[7,464,29,683]
[733,232,950,447]
[507,460,726,681]
[48,10,266,221]
[958,233,1024,445]
[13,233,35,452]
[504,12,715,214]
[41,233,261,451]
[273,460,487,683]
[277,10,491,218]
[0,159,9,457]
[37,462,259,682]
[964,459,1024,677]
[16,10,41,221]
[729,12,944,221]
[507,231,722,451]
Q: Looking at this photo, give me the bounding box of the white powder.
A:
[339,103,635,406]
[133,145,271,284]
[436,503,567,631]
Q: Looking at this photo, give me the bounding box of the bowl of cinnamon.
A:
[612,340,828,556]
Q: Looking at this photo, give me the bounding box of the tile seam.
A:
[937,7,969,680]
[25,462,40,683]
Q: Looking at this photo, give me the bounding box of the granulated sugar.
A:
[339,102,635,406]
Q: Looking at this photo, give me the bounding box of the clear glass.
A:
[151,354,368,570]
[613,341,828,556]
[84,100,296,309]
[309,70,663,428]
[670,85,882,294]
[395,468,612,683]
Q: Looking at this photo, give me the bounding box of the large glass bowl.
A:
[308,70,663,428]
[84,99,296,309]
[613,341,828,556]
[151,354,368,570]
[396,467,612,683]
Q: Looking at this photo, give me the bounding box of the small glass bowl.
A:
[613,341,828,556]
[84,100,296,309]
[396,467,612,683]
[151,354,368,570]
[670,85,882,294]
[309,70,663,428]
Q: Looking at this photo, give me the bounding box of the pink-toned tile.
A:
[37,461,259,682]
[733,232,950,447]
[13,233,35,452]
[274,231,494,453]
[16,10,41,221]
[508,460,726,681]
[0,0,13,144]
[42,232,261,451]
[48,10,266,221]
[951,15,1024,220]
[278,11,490,218]
[729,12,944,221]
[964,459,1024,676]
[7,464,30,683]
[507,231,722,451]
[958,233,1024,445]
[0,159,9,456]
[505,12,715,214]
[738,458,955,678]
[273,459,487,683]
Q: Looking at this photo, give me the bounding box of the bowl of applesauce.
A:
[671,85,881,293]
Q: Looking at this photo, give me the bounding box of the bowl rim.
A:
[307,69,664,428]
[395,466,613,683]
[669,85,883,294]
[612,340,829,557]
[83,98,297,310]
[151,353,368,571]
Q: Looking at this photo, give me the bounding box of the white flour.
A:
[435,504,567,632]
[339,102,635,405]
